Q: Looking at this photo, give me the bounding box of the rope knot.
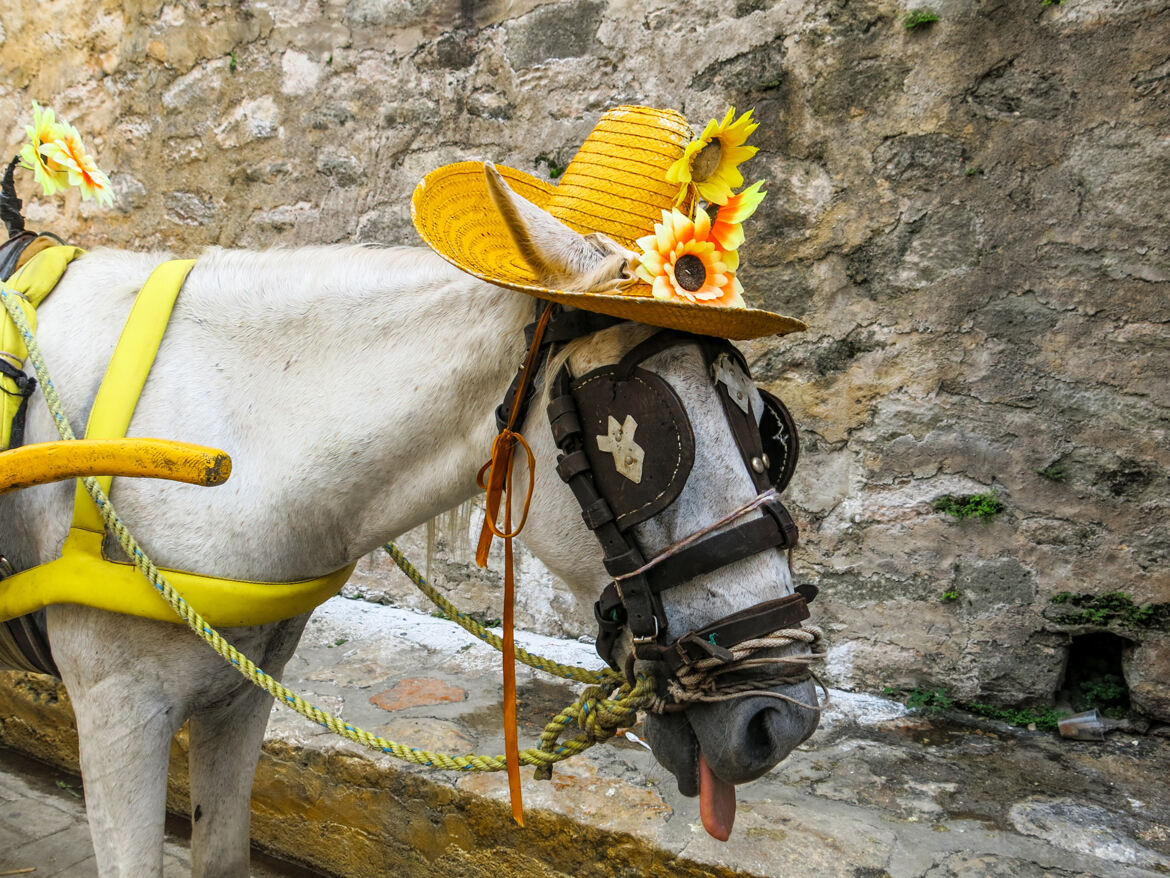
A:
[534,674,657,780]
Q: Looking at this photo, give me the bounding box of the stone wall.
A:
[1,0,1166,716]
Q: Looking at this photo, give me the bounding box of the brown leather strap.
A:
[548,368,663,653]
[644,506,798,596]
[659,593,811,672]
[614,329,694,381]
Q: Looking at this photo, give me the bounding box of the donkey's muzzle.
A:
[644,681,820,794]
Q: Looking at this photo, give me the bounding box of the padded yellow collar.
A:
[0,250,354,626]
[0,244,84,449]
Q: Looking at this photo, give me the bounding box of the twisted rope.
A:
[382,542,620,686]
[0,284,653,776]
[655,627,828,713]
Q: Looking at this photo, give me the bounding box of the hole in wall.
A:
[1058,631,1133,718]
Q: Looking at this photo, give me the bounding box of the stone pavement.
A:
[1,595,1169,877]
[0,745,325,877]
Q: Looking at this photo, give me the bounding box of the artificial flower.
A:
[709,180,767,251]
[18,101,69,196]
[666,108,759,205]
[39,121,114,207]
[634,207,744,307]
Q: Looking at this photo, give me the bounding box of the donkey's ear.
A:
[483,163,634,292]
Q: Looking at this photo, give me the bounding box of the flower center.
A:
[691,139,723,182]
[674,254,707,292]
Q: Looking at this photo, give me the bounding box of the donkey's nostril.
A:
[745,707,781,761]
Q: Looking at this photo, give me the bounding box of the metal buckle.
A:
[630,614,660,645]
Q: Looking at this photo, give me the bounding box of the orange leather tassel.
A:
[502,489,523,825]
[474,303,554,827]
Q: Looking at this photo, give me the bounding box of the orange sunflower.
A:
[665,108,759,205]
[709,180,767,251]
[39,122,114,207]
[634,208,744,307]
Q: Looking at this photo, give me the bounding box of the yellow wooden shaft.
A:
[0,438,232,495]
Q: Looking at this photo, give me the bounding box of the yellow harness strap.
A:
[0,254,354,627]
[73,259,195,532]
[0,245,85,448]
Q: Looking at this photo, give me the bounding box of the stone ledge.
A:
[1,597,1168,878]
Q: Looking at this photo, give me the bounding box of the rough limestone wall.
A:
[0,0,1166,715]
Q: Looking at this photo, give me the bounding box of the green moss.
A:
[940,590,961,602]
[1049,591,1170,630]
[885,687,953,714]
[1037,463,1067,481]
[885,686,1068,731]
[902,9,940,30]
[932,492,1005,520]
[1072,675,1128,713]
[535,154,566,179]
[966,702,1064,732]
[229,50,238,73]
[468,611,502,629]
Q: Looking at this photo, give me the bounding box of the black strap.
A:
[2,610,59,677]
[659,593,811,672]
[0,231,37,282]
[547,367,663,652]
[643,505,799,596]
[614,329,696,381]
[495,308,627,432]
[0,357,36,450]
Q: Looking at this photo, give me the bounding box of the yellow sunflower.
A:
[18,101,69,196]
[634,207,744,307]
[665,108,759,206]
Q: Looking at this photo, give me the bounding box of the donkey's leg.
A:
[48,606,190,878]
[188,614,309,878]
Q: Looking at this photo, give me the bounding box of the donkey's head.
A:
[489,167,821,840]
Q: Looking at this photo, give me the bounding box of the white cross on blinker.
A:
[596,414,645,484]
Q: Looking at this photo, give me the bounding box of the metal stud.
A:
[751,456,766,473]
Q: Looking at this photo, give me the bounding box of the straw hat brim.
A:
[411,161,807,341]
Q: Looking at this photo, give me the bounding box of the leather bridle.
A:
[500,305,818,693]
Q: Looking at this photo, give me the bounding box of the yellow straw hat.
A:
[410,105,806,341]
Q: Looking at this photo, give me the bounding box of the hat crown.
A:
[409,105,808,339]
[547,106,693,248]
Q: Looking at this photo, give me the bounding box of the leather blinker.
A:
[759,388,799,494]
[571,365,695,531]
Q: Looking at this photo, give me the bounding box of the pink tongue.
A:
[698,752,737,841]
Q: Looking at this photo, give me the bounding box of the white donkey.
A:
[0,170,819,877]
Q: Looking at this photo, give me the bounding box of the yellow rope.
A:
[382,542,621,686]
[0,285,654,775]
